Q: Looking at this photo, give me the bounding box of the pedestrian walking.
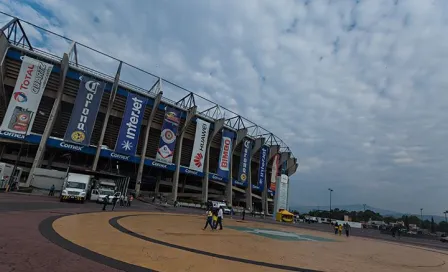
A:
[338,224,343,236]
[48,184,55,196]
[216,207,223,230]
[202,209,214,230]
[212,209,218,229]
[111,195,118,211]
[102,195,109,211]
[242,209,246,220]
[344,223,351,237]
[334,223,339,235]
[128,194,133,207]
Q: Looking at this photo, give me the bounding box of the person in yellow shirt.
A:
[212,209,218,229]
[338,224,343,236]
[202,209,214,230]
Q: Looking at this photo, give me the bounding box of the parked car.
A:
[440,236,448,243]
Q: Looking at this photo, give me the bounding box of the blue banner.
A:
[216,129,233,180]
[237,139,252,187]
[114,92,147,156]
[64,76,105,146]
[155,107,181,163]
[257,145,269,192]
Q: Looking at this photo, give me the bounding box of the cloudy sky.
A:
[1,0,447,215]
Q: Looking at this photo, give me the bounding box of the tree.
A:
[431,217,436,233]
[404,215,410,230]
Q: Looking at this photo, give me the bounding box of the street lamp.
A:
[328,188,333,220]
[420,208,423,228]
[444,211,448,223]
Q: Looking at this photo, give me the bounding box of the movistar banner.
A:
[216,129,233,180]
[64,76,105,146]
[237,139,252,187]
[257,145,269,192]
[114,92,147,156]
[155,107,181,163]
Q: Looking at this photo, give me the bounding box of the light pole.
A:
[444,211,447,223]
[420,208,423,228]
[328,188,333,221]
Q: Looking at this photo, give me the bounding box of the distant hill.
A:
[290,204,446,223]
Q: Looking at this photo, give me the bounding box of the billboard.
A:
[257,145,269,191]
[114,93,147,156]
[216,129,233,180]
[273,174,289,214]
[269,153,280,191]
[64,76,105,146]
[189,118,210,172]
[237,139,252,187]
[155,107,181,163]
[0,56,53,138]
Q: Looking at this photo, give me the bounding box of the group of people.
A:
[102,194,133,211]
[203,207,224,230]
[334,222,351,237]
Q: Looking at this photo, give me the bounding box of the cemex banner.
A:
[114,92,148,156]
[257,145,269,192]
[155,107,181,163]
[189,118,210,172]
[237,139,252,187]
[216,129,233,180]
[0,56,53,139]
[269,153,280,191]
[64,76,105,146]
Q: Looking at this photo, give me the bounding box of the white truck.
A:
[60,173,91,203]
[90,179,120,204]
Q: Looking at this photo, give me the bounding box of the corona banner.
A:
[155,107,181,163]
[189,118,210,172]
[216,129,233,180]
[237,139,252,187]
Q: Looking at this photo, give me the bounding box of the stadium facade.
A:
[0,17,298,213]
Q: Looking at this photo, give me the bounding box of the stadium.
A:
[0,15,298,214]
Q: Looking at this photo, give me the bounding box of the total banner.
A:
[269,153,280,191]
[64,76,105,146]
[216,129,233,180]
[155,107,181,163]
[257,145,269,192]
[114,92,148,156]
[189,118,210,172]
[237,139,252,187]
[0,56,53,138]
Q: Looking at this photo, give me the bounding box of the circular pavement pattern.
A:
[40,212,448,272]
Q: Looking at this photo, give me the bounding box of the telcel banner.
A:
[64,76,105,146]
[216,129,233,180]
[269,153,280,191]
[114,93,148,156]
[155,107,181,163]
[237,139,252,187]
[0,56,53,138]
[189,118,210,172]
[257,145,269,192]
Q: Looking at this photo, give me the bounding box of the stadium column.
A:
[202,118,225,204]
[134,85,163,197]
[171,106,197,202]
[26,53,70,187]
[262,145,280,215]
[227,128,247,207]
[286,158,297,210]
[245,137,264,211]
[92,62,123,171]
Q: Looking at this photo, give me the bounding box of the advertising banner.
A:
[64,76,105,146]
[269,153,280,191]
[273,174,289,215]
[114,92,148,156]
[189,118,210,172]
[155,107,181,163]
[216,129,233,180]
[257,145,269,192]
[237,139,252,187]
[0,56,53,138]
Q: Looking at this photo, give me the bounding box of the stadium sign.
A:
[209,173,224,182]
[217,129,233,180]
[0,130,26,140]
[189,118,210,172]
[59,142,84,151]
[257,145,269,192]
[110,152,131,161]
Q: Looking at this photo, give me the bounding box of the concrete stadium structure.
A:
[0,16,298,213]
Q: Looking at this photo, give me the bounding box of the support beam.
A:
[92,62,123,171]
[245,137,264,210]
[262,144,280,215]
[171,106,197,202]
[135,86,163,197]
[287,158,298,176]
[227,128,247,207]
[202,118,225,203]
[279,152,291,166]
[26,54,70,187]
[155,173,161,194]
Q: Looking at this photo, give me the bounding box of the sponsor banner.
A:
[257,145,269,192]
[237,139,252,187]
[0,56,53,137]
[216,129,233,180]
[252,184,261,190]
[114,93,147,156]
[189,119,210,172]
[209,173,225,182]
[155,107,181,163]
[269,153,280,191]
[180,166,204,177]
[64,76,105,146]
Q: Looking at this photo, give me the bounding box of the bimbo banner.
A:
[238,139,252,187]
[189,118,210,172]
[64,76,105,146]
[155,107,181,163]
[269,153,280,191]
[114,93,147,156]
[0,56,53,139]
[257,145,269,192]
[216,129,233,180]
